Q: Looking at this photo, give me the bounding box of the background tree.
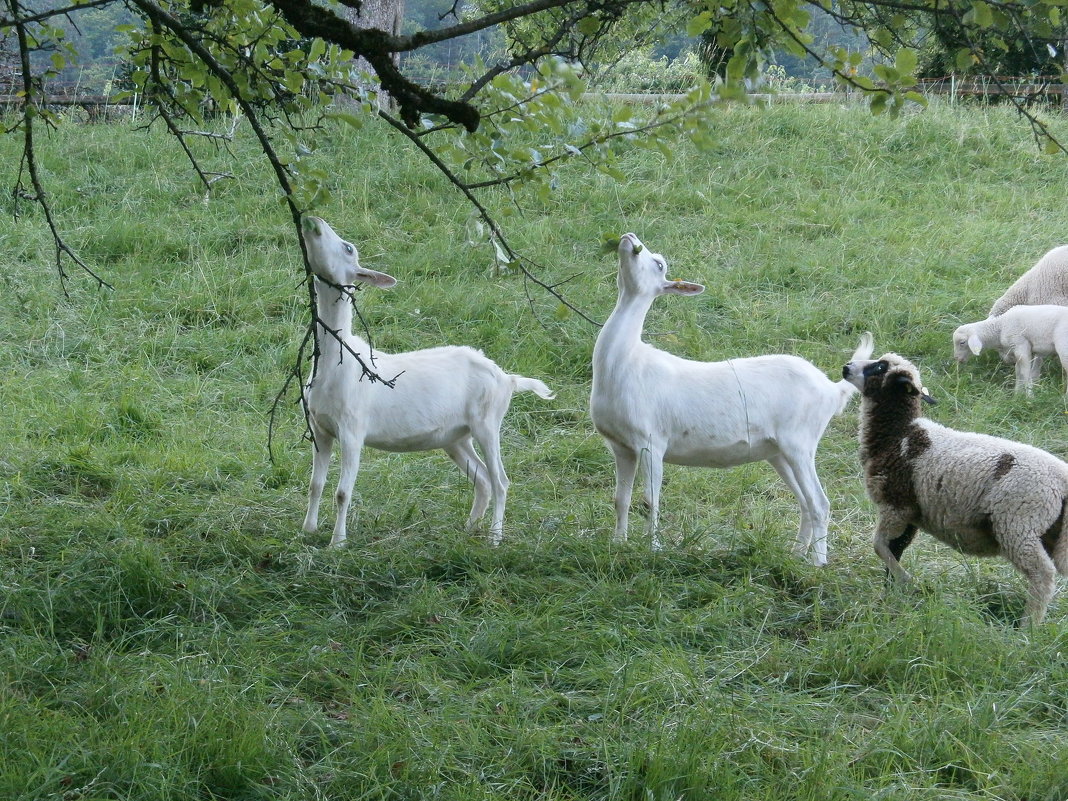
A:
[4,0,1067,396]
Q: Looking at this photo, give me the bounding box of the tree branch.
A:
[378,109,602,326]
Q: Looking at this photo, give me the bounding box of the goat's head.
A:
[843,353,937,406]
[616,233,704,299]
[301,216,397,289]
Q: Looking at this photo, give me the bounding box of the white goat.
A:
[300,216,554,547]
[590,233,873,562]
[952,305,1068,396]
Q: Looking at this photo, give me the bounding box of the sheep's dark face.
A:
[301,216,396,290]
[615,233,704,300]
[843,354,936,405]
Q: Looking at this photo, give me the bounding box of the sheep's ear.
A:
[661,279,705,296]
[895,374,921,395]
[967,332,983,355]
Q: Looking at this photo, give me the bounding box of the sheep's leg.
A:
[445,438,492,532]
[608,443,638,543]
[873,512,916,583]
[770,452,830,566]
[471,424,510,546]
[1056,348,1068,395]
[303,428,335,534]
[1002,536,1058,625]
[329,433,364,548]
[639,447,665,551]
[1014,343,1035,395]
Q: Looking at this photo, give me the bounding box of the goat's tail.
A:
[832,331,875,414]
[511,374,556,400]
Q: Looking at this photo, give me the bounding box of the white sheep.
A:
[953,305,1068,396]
[843,352,1068,625]
[300,216,554,547]
[590,232,874,562]
[989,244,1068,317]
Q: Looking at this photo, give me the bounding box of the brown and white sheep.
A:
[842,352,1068,625]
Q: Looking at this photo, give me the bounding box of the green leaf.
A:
[955,48,977,71]
[328,111,364,130]
[686,11,713,37]
[895,48,918,76]
[970,1,993,27]
[576,16,600,36]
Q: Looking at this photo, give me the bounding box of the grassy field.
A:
[3,98,1068,799]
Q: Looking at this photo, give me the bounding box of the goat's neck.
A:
[313,278,371,365]
[595,292,654,363]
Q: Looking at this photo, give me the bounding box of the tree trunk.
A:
[343,0,406,107]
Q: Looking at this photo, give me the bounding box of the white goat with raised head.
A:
[300,216,555,547]
[590,232,873,561]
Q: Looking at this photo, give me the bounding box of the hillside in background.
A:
[2,99,1068,799]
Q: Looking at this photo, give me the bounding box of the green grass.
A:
[4,99,1068,799]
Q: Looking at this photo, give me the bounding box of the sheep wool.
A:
[952,304,1068,395]
[843,352,1068,624]
[990,244,1068,317]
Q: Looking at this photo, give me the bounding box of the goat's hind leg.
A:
[303,426,335,534]
[470,422,511,546]
[770,452,830,566]
[445,438,493,533]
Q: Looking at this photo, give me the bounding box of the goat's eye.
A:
[344,243,354,256]
[655,259,666,272]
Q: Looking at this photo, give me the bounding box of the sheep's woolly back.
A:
[990,245,1068,317]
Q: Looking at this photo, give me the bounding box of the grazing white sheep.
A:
[590,232,874,562]
[300,216,554,547]
[989,245,1068,317]
[953,305,1068,396]
[843,352,1068,625]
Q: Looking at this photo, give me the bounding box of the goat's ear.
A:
[661,280,704,296]
[921,387,937,405]
[301,216,322,237]
[967,332,983,355]
[355,267,397,289]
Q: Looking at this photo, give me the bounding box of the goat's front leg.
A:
[330,433,364,547]
[639,447,665,550]
[303,428,335,534]
[874,512,917,583]
[608,443,638,543]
